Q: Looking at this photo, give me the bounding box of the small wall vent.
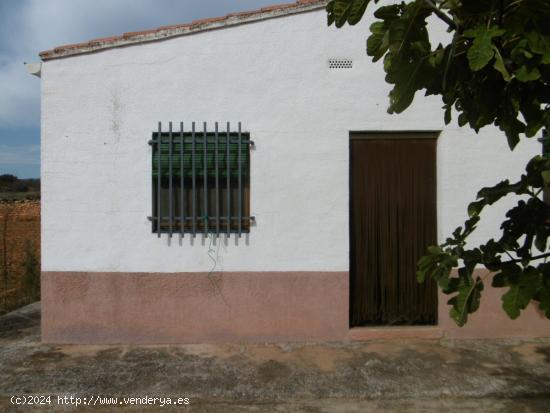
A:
[328,58,353,69]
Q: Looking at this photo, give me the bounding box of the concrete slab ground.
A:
[1,303,550,412]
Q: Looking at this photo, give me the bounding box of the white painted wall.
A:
[41,9,540,273]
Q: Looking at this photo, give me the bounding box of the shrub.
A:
[22,240,40,302]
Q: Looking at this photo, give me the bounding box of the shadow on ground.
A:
[1,303,550,412]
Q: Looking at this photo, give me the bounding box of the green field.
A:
[0,192,40,201]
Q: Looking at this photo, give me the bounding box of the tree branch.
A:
[496,252,550,265]
[424,0,457,30]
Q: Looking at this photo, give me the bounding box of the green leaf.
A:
[498,111,525,149]
[458,112,468,127]
[525,32,550,56]
[377,2,434,114]
[541,170,550,187]
[468,200,486,217]
[373,4,401,20]
[444,104,452,125]
[449,276,483,326]
[347,0,371,25]
[506,131,520,150]
[515,66,541,82]
[502,285,521,319]
[535,225,548,252]
[427,245,442,254]
[477,180,514,204]
[538,279,550,319]
[464,216,480,233]
[502,269,543,319]
[387,55,432,113]
[417,245,458,289]
[492,263,522,288]
[492,46,511,81]
[464,26,505,71]
[327,0,371,28]
[367,22,390,61]
[492,272,508,288]
[443,277,460,295]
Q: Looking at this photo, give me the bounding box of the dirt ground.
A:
[1,303,550,412]
[0,200,40,314]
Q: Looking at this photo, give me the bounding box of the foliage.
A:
[0,175,40,194]
[0,174,18,186]
[327,0,550,325]
[22,240,40,302]
[1,204,11,296]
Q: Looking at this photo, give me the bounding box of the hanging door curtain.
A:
[350,134,438,326]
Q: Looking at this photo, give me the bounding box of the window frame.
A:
[149,122,254,239]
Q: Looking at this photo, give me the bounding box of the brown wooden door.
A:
[350,133,438,327]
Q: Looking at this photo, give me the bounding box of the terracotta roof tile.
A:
[122,29,164,39]
[190,16,228,26]
[87,36,120,44]
[39,0,328,61]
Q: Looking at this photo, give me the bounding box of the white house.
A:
[38,0,550,343]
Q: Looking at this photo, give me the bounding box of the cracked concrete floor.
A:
[1,303,550,412]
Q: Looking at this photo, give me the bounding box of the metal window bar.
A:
[215,122,220,238]
[157,122,162,238]
[226,122,231,237]
[168,122,173,239]
[238,122,242,238]
[192,122,197,238]
[150,122,254,238]
[203,122,208,235]
[180,122,185,239]
[154,216,255,223]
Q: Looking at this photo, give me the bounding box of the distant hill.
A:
[0,175,40,200]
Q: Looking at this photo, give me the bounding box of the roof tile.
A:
[39,0,328,61]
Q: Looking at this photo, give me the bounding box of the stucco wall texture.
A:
[42,270,550,344]
[40,8,549,343]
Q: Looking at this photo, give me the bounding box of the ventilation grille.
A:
[328,58,353,69]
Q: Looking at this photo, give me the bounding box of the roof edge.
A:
[39,0,328,61]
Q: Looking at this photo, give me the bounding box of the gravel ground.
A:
[1,303,550,412]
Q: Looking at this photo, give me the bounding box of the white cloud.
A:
[0,60,40,127]
[0,144,40,165]
[0,0,275,128]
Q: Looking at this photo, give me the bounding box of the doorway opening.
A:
[349,132,439,327]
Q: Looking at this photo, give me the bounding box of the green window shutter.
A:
[152,133,250,178]
[150,122,253,238]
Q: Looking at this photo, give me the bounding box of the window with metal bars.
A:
[149,121,253,239]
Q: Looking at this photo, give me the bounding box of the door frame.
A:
[348,131,441,328]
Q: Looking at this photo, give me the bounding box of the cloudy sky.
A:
[0,0,277,178]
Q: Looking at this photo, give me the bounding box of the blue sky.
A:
[0,0,277,178]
